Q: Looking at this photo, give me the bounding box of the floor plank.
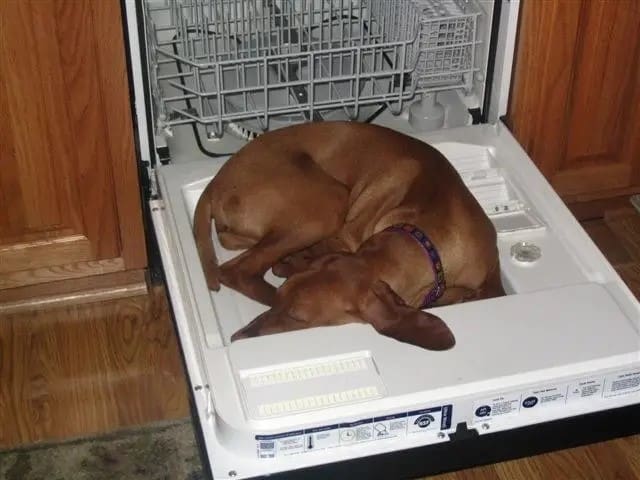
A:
[619,435,640,478]
[617,263,640,299]
[606,209,640,262]
[426,436,640,480]
[582,218,634,267]
[0,287,190,449]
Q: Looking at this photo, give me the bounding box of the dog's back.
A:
[193,121,497,304]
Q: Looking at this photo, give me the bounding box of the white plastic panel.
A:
[434,142,546,233]
[238,352,386,420]
[227,283,639,400]
[152,122,640,479]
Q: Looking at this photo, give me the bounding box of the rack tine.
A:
[193,0,198,39]
[220,1,226,59]
[318,0,323,49]
[267,1,272,54]
[241,0,248,58]
[227,1,233,59]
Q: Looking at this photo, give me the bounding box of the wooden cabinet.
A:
[0,0,146,289]
[507,0,640,209]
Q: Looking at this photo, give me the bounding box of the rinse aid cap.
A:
[510,241,542,264]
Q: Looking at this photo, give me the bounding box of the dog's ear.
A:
[359,280,455,351]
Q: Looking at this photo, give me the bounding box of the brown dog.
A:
[193,121,504,350]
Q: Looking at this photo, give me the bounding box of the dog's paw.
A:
[272,252,315,278]
[271,262,294,278]
[206,277,221,291]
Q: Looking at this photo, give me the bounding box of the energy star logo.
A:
[414,414,435,428]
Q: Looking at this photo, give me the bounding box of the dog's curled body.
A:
[193,121,504,350]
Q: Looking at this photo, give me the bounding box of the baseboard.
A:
[0,257,126,290]
[567,194,640,221]
[631,195,640,214]
[0,269,148,315]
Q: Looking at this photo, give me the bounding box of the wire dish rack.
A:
[145,0,480,137]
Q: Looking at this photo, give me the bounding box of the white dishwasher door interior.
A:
[149,121,640,479]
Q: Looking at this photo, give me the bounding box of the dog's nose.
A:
[230,331,244,342]
[231,324,262,341]
[230,313,270,342]
[230,324,256,342]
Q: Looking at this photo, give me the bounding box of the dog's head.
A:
[231,253,455,350]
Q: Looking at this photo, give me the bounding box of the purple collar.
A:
[384,223,446,308]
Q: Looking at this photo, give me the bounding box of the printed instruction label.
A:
[567,378,604,403]
[256,430,304,459]
[305,424,341,451]
[339,418,373,445]
[473,393,521,423]
[255,405,452,458]
[604,370,640,398]
[520,384,569,410]
[472,367,640,425]
[373,412,408,440]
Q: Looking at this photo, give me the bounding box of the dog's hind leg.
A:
[440,259,505,305]
[272,236,353,278]
[219,185,349,305]
[219,222,343,306]
[212,153,350,305]
[474,259,506,300]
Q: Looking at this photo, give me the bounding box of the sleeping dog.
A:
[193,121,504,350]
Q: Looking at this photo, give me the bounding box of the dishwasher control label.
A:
[603,369,640,398]
[521,384,568,410]
[255,404,453,458]
[473,393,521,423]
[256,430,304,458]
[305,424,341,451]
[373,412,408,440]
[469,366,640,427]
[339,418,373,445]
[567,378,605,403]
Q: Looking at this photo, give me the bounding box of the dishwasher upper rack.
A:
[145,0,481,137]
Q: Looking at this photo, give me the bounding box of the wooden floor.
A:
[1,209,639,479]
[0,285,190,449]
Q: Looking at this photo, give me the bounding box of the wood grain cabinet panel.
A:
[0,0,147,289]
[507,0,640,205]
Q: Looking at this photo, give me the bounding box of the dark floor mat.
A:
[0,419,204,480]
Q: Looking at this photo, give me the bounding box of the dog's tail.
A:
[193,184,221,291]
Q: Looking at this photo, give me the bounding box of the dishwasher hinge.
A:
[194,385,215,419]
[147,166,160,200]
[154,133,172,165]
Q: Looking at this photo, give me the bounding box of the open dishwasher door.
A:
[148,119,640,479]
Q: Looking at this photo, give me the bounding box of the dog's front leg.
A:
[219,226,339,306]
[219,233,287,306]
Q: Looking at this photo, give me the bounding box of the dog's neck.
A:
[356,227,444,309]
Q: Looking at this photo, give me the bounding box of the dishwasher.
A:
[121,1,640,478]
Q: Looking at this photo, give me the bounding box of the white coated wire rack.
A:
[145,0,480,137]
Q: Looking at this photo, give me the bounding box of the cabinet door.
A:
[0,0,146,288]
[507,0,640,203]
